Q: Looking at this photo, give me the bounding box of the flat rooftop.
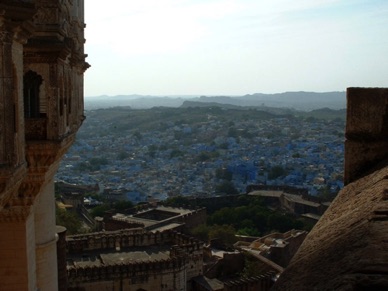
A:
[67,245,171,268]
[248,190,283,198]
[111,206,196,228]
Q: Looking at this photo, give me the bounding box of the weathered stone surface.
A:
[272,164,388,290]
[344,139,388,184]
[344,88,388,184]
[0,1,88,290]
[346,88,388,140]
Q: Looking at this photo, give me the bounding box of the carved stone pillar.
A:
[0,2,34,209]
[34,178,58,291]
[21,136,74,291]
[0,205,37,291]
[56,225,68,291]
[0,3,36,291]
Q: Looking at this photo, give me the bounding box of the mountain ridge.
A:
[85,91,346,111]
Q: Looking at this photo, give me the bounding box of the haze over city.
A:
[85,0,388,97]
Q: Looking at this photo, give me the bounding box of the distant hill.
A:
[193,92,345,110]
[85,91,346,111]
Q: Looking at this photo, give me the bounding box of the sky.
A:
[84,0,388,97]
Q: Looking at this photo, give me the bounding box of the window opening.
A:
[23,71,42,118]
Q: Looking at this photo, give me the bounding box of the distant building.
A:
[247,186,330,218]
[235,229,307,269]
[100,205,207,234]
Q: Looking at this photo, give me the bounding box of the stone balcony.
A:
[25,118,47,140]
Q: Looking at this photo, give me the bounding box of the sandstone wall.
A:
[344,88,388,184]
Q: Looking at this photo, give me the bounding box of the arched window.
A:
[23,71,42,118]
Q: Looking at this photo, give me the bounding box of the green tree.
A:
[191,224,210,242]
[215,181,238,195]
[267,213,295,232]
[236,227,261,237]
[90,204,111,217]
[113,200,134,211]
[163,196,191,208]
[117,151,129,160]
[208,224,237,247]
[268,165,287,180]
[56,207,82,235]
[215,168,232,181]
[170,149,184,159]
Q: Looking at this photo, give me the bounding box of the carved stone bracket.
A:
[16,135,76,202]
[0,205,32,222]
[16,178,44,206]
[0,164,27,209]
[0,1,36,44]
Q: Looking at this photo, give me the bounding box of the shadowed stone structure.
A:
[0,1,88,290]
[272,88,388,290]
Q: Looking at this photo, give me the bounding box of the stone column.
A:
[0,4,36,290]
[34,178,58,291]
[0,207,37,291]
[56,225,68,291]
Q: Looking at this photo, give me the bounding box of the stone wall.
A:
[67,229,204,290]
[0,1,88,290]
[344,88,388,184]
[68,257,187,291]
[103,217,145,231]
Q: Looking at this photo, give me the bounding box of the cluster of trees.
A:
[89,200,134,217]
[55,197,134,235]
[163,195,314,247]
[56,206,83,235]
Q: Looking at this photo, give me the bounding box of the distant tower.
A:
[0,1,88,290]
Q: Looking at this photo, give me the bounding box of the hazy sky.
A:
[85,0,388,97]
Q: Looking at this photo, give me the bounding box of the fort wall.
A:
[223,272,274,291]
[67,257,187,290]
[344,88,388,184]
[67,230,204,290]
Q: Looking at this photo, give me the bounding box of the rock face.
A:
[272,88,388,291]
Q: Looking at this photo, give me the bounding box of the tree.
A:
[191,224,210,242]
[208,224,237,247]
[215,181,238,195]
[267,213,295,232]
[56,207,82,235]
[268,165,287,180]
[113,200,133,211]
[215,168,233,181]
[117,151,129,160]
[90,204,111,217]
[163,196,191,207]
[170,149,184,159]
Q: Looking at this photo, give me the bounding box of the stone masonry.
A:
[0,1,88,290]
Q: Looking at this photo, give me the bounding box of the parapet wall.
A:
[103,217,144,231]
[67,229,203,254]
[67,229,204,288]
[67,256,187,283]
[223,272,275,291]
[246,185,308,195]
[345,88,388,184]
